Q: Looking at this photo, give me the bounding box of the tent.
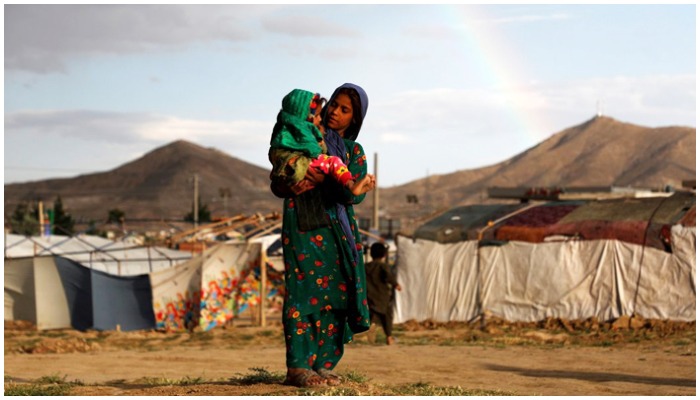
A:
[5,234,191,276]
[5,256,72,330]
[150,240,285,332]
[5,233,287,332]
[413,204,528,243]
[4,234,193,331]
[394,192,696,324]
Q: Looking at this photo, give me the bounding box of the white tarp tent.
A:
[4,234,193,330]
[150,241,263,331]
[4,256,72,330]
[5,234,192,276]
[394,224,696,323]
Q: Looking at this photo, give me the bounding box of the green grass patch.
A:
[4,382,73,396]
[340,370,370,384]
[4,375,82,396]
[301,386,365,396]
[230,367,285,385]
[137,376,205,386]
[389,382,515,396]
[35,374,68,385]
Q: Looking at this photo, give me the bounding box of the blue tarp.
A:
[55,257,155,331]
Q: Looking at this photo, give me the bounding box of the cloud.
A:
[260,14,360,37]
[5,4,263,73]
[481,13,571,24]
[6,110,151,142]
[5,109,272,147]
[402,24,461,40]
[379,132,416,144]
[367,73,695,148]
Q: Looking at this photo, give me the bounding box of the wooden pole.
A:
[38,201,45,238]
[193,174,199,229]
[259,245,267,327]
[372,152,379,231]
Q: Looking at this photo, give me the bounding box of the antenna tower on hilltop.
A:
[596,100,604,117]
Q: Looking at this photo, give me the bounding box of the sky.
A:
[4,4,696,188]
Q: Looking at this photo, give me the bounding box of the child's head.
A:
[308,93,327,129]
[281,89,326,126]
[370,242,388,260]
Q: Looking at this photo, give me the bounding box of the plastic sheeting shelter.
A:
[5,235,285,332]
[150,240,284,332]
[5,234,192,276]
[395,193,696,324]
[5,257,72,330]
[4,234,193,331]
[4,255,158,331]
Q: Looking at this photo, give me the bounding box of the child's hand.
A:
[350,174,376,195]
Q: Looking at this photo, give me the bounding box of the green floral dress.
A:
[281,139,371,369]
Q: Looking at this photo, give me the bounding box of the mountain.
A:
[4,116,696,230]
[4,140,282,221]
[354,116,696,225]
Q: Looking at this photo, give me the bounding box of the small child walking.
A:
[365,242,401,345]
[268,88,373,197]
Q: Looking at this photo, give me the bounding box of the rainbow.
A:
[439,4,554,146]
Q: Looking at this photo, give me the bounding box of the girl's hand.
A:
[305,166,326,185]
[290,179,315,195]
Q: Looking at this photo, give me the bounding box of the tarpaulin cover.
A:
[150,254,203,331]
[394,224,695,323]
[493,202,582,243]
[4,258,37,324]
[54,257,155,331]
[548,193,695,251]
[5,234,192,276]
[54,257,94,331]
[4,257,72,330]
[199,243,261,331]
[413,204,527,243]
[416,193,695,251]
[90,269,155,331]
[150,241,263,332]
[679,205,695,227]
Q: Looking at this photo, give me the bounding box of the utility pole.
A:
[372,152,379,231]
[193,174,199,229]
[219,187,231,217]
[38,201,45,238]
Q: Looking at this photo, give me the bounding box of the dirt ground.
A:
[4,316,696,396]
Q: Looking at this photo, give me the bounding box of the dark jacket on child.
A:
[365,260,398,315]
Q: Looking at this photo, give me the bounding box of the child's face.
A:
[308,95,326,129]
[312,106,323,128]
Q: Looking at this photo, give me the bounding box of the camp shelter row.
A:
[4,234,284,331]
[394,191,696,324]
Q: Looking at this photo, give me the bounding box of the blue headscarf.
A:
[323,83,369,264]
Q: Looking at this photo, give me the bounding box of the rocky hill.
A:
[354,116,696,226]
[4,116,696,229]
[4,140,281,221]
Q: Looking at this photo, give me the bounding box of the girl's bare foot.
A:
[283,368,327,387]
